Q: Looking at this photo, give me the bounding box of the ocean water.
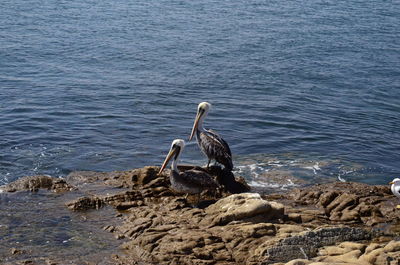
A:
[1,0,399,186]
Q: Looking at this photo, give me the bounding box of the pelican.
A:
[389,178,400,209]
[158,139,219,195]
[189,102,233,171]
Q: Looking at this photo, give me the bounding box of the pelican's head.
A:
[158,139,185,175]
[390,178,400,199]
[189,102,211,141]
[198,102,211,113]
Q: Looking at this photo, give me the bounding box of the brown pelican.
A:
[158,139,219,195]
[390,178,400,209]
[189,102,233,171]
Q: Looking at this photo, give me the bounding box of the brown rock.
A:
[203,193,284,226]
[7,166,400,264]
[131,166,163,186]
[284,259,311,265]
[383,240,400,252]
[0,175,73,192]
[66,196,104,211]
[287,182,400,227]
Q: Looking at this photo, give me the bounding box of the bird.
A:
[189,102,233,171]
[389,178,400,209]
[158,139,219,195]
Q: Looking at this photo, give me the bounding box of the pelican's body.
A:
[189,102,233,171]
[390,178,400,209]
[159,139,218,195]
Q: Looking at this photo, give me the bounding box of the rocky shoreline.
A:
[1,166,400,264]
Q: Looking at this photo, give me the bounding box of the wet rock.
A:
[66,167,167,190]
[10,248,25,255]
[60,169,400,264]
[104,190,144,206]
[66,196,104,211]
[6,166,400,264]
[0,175,74,192]
[103,225,116,233]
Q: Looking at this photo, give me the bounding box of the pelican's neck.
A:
[197,113,206,132]
[171,151,181,173]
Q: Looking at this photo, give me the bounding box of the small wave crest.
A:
[233,153,377,189]
[234,160,305,190]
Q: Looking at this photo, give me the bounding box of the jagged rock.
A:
[288,182,400,227]
[0,175,74,192]
[10,248,25,255]
[62,170,400,265]
[308,240,400,265]
[130,166,162,186]
[261,227,371,264]
[114,191,374,264]
[66,196,104,211]
[3,167,400,264]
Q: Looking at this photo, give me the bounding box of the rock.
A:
[114,195,373,265]
[10,248,24,255]
[203,193,285,226]
[4,166,400,264]
[317,249,363,263]
[130,166,162,186]
[287,182,400,227]
[66,196,104,211]
[62,170,399,265]
[307,240,400,265]
[0,175,74,192]
[259,227,371,264]
[282,260,312,265]
[338,242,367,252]
[383,240,400,252]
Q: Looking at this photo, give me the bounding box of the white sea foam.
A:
[338,175,346,182]
[248,179,298,190]
[238,161,300,189]
[303,162,321,175]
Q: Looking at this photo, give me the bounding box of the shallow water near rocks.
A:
[232,152,378,192]
[0,190,122,264]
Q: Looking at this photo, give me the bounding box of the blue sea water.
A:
[0,0,399,186]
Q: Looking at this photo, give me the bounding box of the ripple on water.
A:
[0,0,399,185]
[233,153,377,192]
[0,190,122,263]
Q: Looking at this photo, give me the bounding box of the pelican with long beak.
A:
[158,139,219,195]
[390,178,400,209]
[189,102,233,171]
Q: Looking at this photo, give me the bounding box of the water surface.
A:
[1,0,399,185]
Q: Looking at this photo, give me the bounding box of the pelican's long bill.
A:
[158,145,179,175]
[189,111,202,141]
